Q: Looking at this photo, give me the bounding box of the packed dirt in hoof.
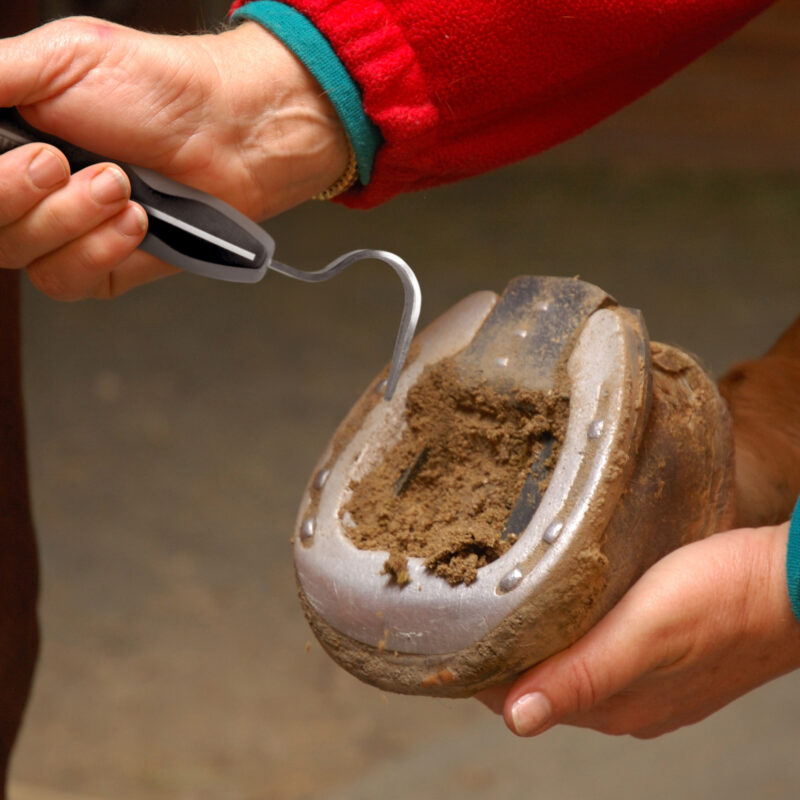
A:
[342,358,569,585]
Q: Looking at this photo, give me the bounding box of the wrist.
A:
[230,1,382,197]
[787,497,800,623]
[719,523,800,676]
[203,21,349,217]
[760,522,800,665]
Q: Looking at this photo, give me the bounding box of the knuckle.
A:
[0,147,39,223]
[42,229,124,301]
[37,201,74,242]
[565,656,601,714]
[41,15,114,50]
[27,264,74,301]
[30,17,119,107]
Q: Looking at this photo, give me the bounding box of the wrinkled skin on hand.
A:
[0,17,347,299]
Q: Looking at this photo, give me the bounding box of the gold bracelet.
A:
[313,138,358,201]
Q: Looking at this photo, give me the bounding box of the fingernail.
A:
[116,204,147,237]
[29,148,68,189]
[90,166,129,204]
[511,692,552,736]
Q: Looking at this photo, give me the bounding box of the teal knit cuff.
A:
[231,0,381,186]
[788,495,800,623]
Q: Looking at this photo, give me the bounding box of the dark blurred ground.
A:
[10,1,800,798]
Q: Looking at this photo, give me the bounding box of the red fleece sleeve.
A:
[230,0,773,208]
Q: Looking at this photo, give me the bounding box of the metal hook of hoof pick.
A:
[0,107,422,399]
[268,250,421,400]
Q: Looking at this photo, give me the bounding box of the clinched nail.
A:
[29,148,68,189]
[90,166,129,204]
[511,692,552,736]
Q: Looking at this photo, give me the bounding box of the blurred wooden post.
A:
[0,10,40,799]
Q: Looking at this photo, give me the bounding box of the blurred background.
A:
[10,1,800,798]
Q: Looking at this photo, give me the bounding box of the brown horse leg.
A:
[719,316,800,528]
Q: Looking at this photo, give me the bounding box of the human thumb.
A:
[501,597,660,736]
[0,17,109,108]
